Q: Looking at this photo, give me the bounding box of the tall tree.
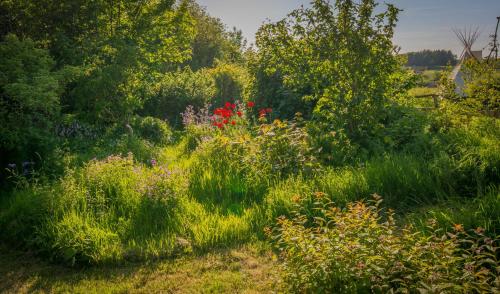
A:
[1,0,196,123]
[186,1,245,70]
[254,0,401,141]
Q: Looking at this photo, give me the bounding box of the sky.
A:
[196,0,500,56]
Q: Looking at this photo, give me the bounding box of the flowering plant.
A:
[210,100,272,129]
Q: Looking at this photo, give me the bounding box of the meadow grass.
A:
[0,105,498,292]
[0,243,276,294]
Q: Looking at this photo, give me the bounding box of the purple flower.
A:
[151,159,157,166]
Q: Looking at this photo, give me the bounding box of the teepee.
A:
[450,28,481,95]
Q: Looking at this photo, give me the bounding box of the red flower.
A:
[266,108,272,113]
[237,111,242,117]
[214,108,224,116]
[223,119,229,124]
[225,102,232,109]
[231,103,236,110]
[217,123,224,129]
[231,120,236,125]
[247,101,255,108]
[259,109,267,116]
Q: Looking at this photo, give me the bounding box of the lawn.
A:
[0,244,276,293]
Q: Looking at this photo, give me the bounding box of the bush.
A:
[209,63,251,106]
[141,68,215,125]
[133,116,173,145]
[0,34,65,167]
[271,195,500,293]
[252,116,320,178]
[463,60,500,117]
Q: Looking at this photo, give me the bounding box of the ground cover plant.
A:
[0,0,499,292]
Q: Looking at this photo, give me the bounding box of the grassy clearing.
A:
[408,87,438,97]
[0,243,276,293]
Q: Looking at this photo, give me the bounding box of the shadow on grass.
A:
[0,243,276,293]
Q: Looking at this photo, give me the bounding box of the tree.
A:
[0,35,65,164]
[186,1,245,70]
[1,0,196,123]
[254,0,401,141]
[405,50,457,67]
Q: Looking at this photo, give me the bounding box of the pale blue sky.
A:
[197,0,500,56]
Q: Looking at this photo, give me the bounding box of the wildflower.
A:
[464,263,474,273]
[247,101,255,108]
[231,121,236,125]
[223,119,229,124]
[231,103,236,110]
[151,159,157,166]
[474,227,485,235]
[263,226,272,236]
[453,223,464,232]
[259,109,267,117]
[314,192,326,199]
[237,111,242,117]
[225,102,232,109]
[291,194,302,203]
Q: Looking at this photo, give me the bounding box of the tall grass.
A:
[1,109,498,266]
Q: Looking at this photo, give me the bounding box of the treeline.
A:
[404,49,457,67]
[0,0,247,167]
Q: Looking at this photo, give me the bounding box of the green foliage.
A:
[405,49,457,67]
[0,35,65,163]
[1,154,187,264]
[272,196,500,293]
[132,116,173,145]
[252,117,319,178]
[247,46,312,119]
[255,0,401,140]
[189,135,266,211]
[210,63,251,106]
[462,60,500,116]
[2,0,197,124]
[186,1,245,70]
[407,188,500,236]
[141,68,215,125]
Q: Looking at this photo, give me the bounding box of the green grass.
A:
[0,103,498,290]
[0,243,277,293]
[420,69,442,85]
[408,87,438,97]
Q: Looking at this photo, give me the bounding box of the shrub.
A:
[462,60,500,117]
[0,34,64,167]
[209,63,251,106]
[133,116,173,145]
[252,116,320,178]
[141,68,215,125]
[271,195,500,293]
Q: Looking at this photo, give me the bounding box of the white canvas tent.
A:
[450,28,481,95]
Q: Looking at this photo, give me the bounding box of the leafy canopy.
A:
[255,0,401,140]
